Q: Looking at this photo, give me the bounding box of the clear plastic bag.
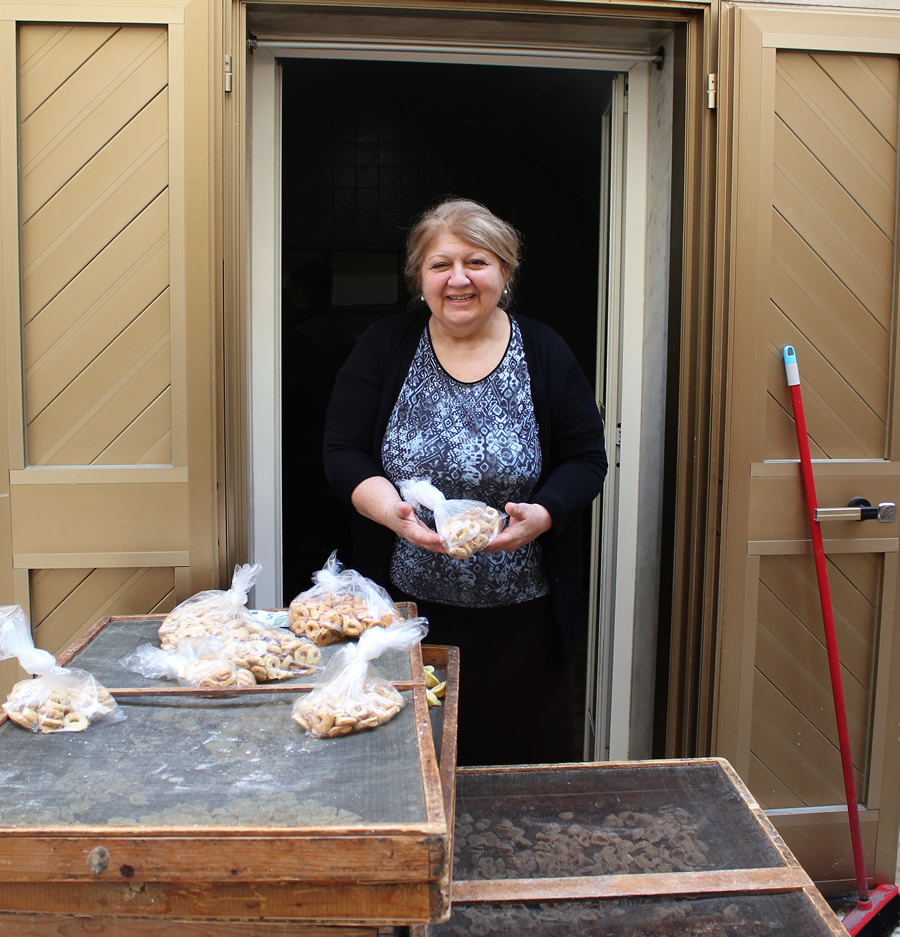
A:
[292,617,428,738]
[123,631,320,687]
[0,605,124,733]
[155,564,322,680]
[120,637,257,689]
[398,477,506,559]
[158,563,261,649]
[288,550,401,646]
[220,627,322,681]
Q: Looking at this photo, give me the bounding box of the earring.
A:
[420,294,425,302]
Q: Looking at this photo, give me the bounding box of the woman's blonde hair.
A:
[404,198,521,304]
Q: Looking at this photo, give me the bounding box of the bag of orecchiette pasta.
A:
[0,604,124,733]
[287,550,401,647]
[157,563,261,650]
[292,616,428,738]
[398,477,506,559]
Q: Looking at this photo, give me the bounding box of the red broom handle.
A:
[783,346,869,904]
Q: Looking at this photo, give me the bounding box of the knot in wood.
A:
[87,846,110,875]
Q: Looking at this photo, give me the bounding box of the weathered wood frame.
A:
[411,757,848,936]
[0,618,461,934]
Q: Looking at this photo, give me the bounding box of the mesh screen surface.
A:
[0,618,425,828]
[427,893,837,936]
[453,763,782,878]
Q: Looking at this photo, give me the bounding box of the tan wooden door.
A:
[0,2,220,690]
[715,5,900,890]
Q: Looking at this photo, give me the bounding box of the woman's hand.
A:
[483,502,553,553]
[385,499,447,553]
[350,477,446,553]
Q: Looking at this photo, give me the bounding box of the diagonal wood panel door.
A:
[0,7,218,676]
[716,7,900,890]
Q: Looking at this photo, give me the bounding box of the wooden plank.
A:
[451,866,811,902]
[748,474,900,542]
[457,756,730,778]
[410,645,447,834]
[10,467,187,484]
[422,645,459,824]
[15,553,187,568]
[0,914,380,937]
[9,480,189,555]
[749,539,898,555]
[94,680,424,696]
[0,834,445,883]
[0,880,442,924]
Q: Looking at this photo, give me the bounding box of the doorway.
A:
[246,36,674,761]
[277,57,610,759]
[277,57,611,600]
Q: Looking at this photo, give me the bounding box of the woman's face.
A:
[420,232,508,336]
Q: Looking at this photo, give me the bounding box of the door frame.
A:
[585,67,658,762]
[247,45,283,603]
[246,39,657,757]
[225,0,716,759]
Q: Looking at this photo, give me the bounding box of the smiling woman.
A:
[412,201,519,379]
[421,233,507,339]
[421,234,511,382]
[323,198,608,766]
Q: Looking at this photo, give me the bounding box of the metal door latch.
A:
[814,498,897,523]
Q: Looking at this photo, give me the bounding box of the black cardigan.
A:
[323,307,608,668]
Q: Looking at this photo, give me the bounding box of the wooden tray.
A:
[412,758,847,936]
[0,613,459,932]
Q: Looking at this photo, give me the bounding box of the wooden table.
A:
[0,614,460,936]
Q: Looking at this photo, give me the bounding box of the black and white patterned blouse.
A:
[381,315,549,607]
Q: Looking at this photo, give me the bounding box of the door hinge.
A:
[225,54,233,93]
[707,73,717,110]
